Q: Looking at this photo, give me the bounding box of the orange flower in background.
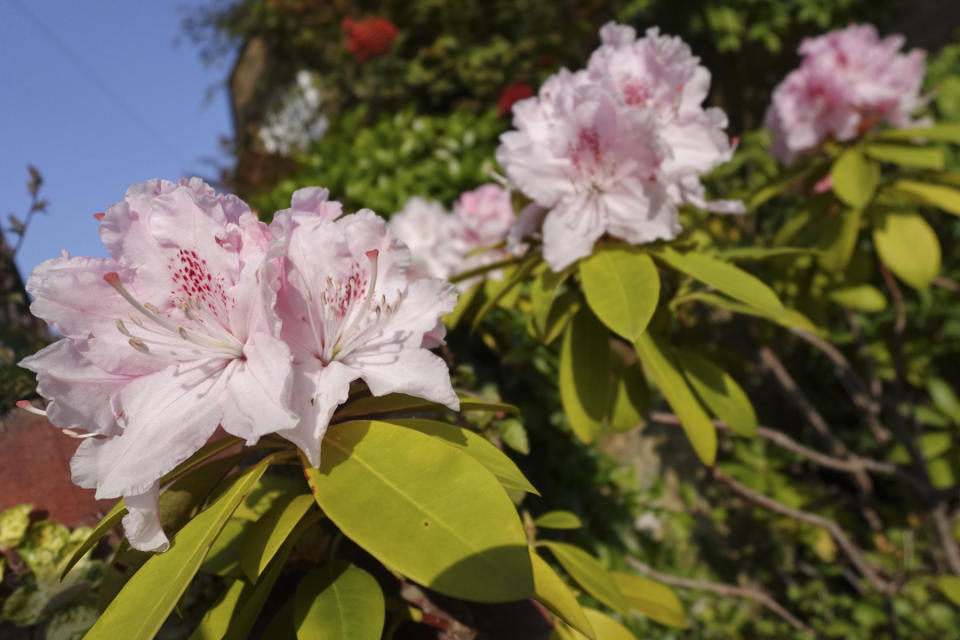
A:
[497,82,534,116]
[342,16,399,61]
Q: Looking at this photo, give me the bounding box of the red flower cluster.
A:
[497,82,534,116]
[342,16,399,61]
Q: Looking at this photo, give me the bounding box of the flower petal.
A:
[279,359,355,467]
[122,483,169,552]
[221,332,297,442]
[353,349,459,411]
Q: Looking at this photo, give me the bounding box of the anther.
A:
[129,338,150,353]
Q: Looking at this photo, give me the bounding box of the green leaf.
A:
[928,458,955,489]
[385,418,538,494]
[60,501,126,580]
[938,575,960,608]
[83,456,274,640]
[536,290,582,346]
[864,144,946,169]
[678,292,820,334]
[927,377,960,424]
[534,511,583,530]
[293,561,385,640]
[650,246,783,314]
[826,284,888,312]
[875,123,960,144]
[920,433,952,460]
[830,148,879,208]
[714,247,815,262]
[471,253,540,331]
[815,208,862,273]
[610,571,687,628]
[531,265,574,335]
[676,349,757,437]
[443,282,481,330]
[580,608,635,640]
[241,493,317,582]
[579,246,660,340]
[746,161,822,212]
[0,504,33,548]
[872,210,941,290]
[608,365,648,433]
[497,418,531,455]
[188,579,246,640]
[559,308,612,444]
[540,541,627,615]
[891,180,960,216]
[334,392,518,420]
[530,551,595,640]
[302,420,534,602]
[634,333,717,465]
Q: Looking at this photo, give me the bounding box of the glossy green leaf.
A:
[579,246,660,340]
[60,500,126,580]
[386,418,538,494]
[815,208,862,273]
[875,123,960,144]
[241,493,316,582]
[678,292,820,334]
[334,392,518,420]
[534,511,583,530]
[634,333,717,465]
[559,308,612,444]
[928,377,960,424]
[189,579,247,640]
[471,253,540,331]
[302,420,534,602]
[83,457,273,640]
[537,290,582,346]
[530,551,595,640]
[531,265,574,335]
[608,365,648,433]
[826,284,887,312]
[715,247,815,262]
[610,571,687,628]
[676,349,756,437]
[831,148,879,208]
[938,575,960,608]
[892,180,960,215]
[580,608,635,640]
[650,246,783,314]
[497,418,531,455]
[294,561,385,640]
[864,144,945,169]
[873,210,941,290]
[928,458,955,490]
[540,541,627,615]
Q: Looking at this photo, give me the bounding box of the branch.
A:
[712,467,892,595]
[624,556,816,638]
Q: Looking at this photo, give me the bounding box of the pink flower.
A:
[270,189,459,466]
[496,23,741,271]
[765,24,927,164]
[20,178,296,551]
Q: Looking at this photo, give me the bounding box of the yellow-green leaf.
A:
[826,284,887,312]
[302,421,534,603]
[385,418,538,494]
[471,253,540,331]
[579,246,660,341]
[634,333,717,465]
[580,608,635,640]
[875,123,960,144]
[650,247,783,314]
[891,180,960,216]
[872,210,941,290]
[443,281,481,330]
[676,349,757,437]
[530,550,595,640]
[864,144,945,169]
[608,365,648,433]
[831,148,879,208]
[678,292,820,334]
[294,562,384,640]
[334,393,518,420]
[534,511,583,530]
[715,247,815,262]
[540,541,627,615]
[83,457,273,640]
[815,208,862,273]
[938,575,960,608]
[531,265,574,335]
[241,493,317,582]
[60,501,126,580]
[610,571,687,628]
[559,308,612,444]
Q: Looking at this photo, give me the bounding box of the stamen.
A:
[129,338,150,353]
[116,319,130,336]
[332,250,380,358]
[16,400,47,416]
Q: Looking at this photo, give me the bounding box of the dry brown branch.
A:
[624,556,816,637]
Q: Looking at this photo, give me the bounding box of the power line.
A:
[6,0,190,163]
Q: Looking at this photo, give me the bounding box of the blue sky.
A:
[1,0,234,280]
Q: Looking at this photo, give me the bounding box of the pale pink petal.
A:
[354,349,458,411]
[541,193,607,271]
[278,359,355,467]
[122,483,169,552]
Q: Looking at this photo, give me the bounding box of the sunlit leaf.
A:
[676,349,756,437]
[530,551,595,639]
[815,208,861,273]
[826,284,887,312]
[891,180,960,216]
[830,148,879,208]
[610,571,687,628]
[559,308,612,444]
[677,291,820,334]
[872,210,940,290]
[938,575,960,608]
[608,365,648,433]
[928,377,960,425]
[471,253,540,331]
[241,493,317,582]
[875,123,960,144]
[334,392,518,420]
[531,265,574,336]
[714,247,815,262]
[579,245,660,340]
[302,421,534,602]
[864,144,945,169]
[293,561,385,640]
[540,541,627,615]
[534,511,583,530]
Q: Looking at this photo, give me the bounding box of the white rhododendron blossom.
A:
[20,180,461,552]
[765,24,927,165]
[389,184,516,289]
[20,178,297,552]
[270,188,460,466]
[259,70,329,155]
[496,22,743,271]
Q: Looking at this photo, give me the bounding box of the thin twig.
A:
[712,467,892,595]
[933,276,960,294]
[931,503,960,576]
[624,556,816,637]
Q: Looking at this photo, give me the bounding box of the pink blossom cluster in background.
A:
[765,24,927,165]
[20,179,458,552]
[496,22,743,271]
[389,183,516,288]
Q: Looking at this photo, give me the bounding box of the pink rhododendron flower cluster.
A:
[496,22,743,271]
[389,183,515,287]
[20,179,457,552]
[765,24,927,165]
